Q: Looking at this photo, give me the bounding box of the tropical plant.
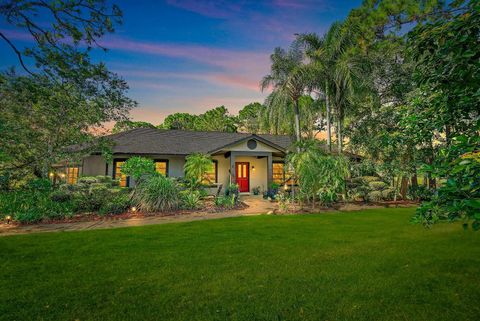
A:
[131,174,181,212]
[184,153,214,187]
[288,140,349,207]
[120,157,155,181]
[180,190,203,210]
[260,46,311,142]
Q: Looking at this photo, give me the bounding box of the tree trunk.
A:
[337,117,343,154]
[293,99,301,143]
[411,174,418,188]
[325,81,332,152]
[400,176,409,200]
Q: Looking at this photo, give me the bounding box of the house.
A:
[59,128,294,193]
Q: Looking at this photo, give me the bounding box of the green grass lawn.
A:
[1,208,479,321]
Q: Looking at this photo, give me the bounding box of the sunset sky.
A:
[0,0,361,124]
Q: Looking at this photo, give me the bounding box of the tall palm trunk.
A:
[337,117,343,153]
[293,98,301,143]
[325,81,332,151]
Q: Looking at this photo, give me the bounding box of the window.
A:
[203,160,217,185]
[66,166,80,184]
[113,160,128,187]
[273,161,296,185]
[272,162,284,185]
[155,160,168,176]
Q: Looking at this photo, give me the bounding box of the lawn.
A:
[1,208,479,321]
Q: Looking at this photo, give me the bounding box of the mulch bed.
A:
[2,201,249,227]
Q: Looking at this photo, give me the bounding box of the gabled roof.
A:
[104,128,293,155]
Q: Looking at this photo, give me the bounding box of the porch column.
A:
[267,153,273,187]
[229,152,236,184]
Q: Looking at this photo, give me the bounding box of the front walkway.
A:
[0,195,277,236]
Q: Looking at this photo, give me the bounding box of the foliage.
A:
[131,173,181,212]
[367,191,384,202]
[120,157,155,181]
[224,184,240,204]
[261,46,312,141]
[99,192,131,215]
[194,106,237,132]
[184,154,214,187]
[237,102,265,133]
[0,1,135,180]
[252,186,261,195]
[180,190,203,210]
[277,192,290,212]
[214,195,236,209]
[112,121,156,133]
[369,181,388,191]
[160,113,197,130]
[288,140,349,206]
[414,135,480,228]
[0,189,75,223]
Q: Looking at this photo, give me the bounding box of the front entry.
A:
[235,162,250,192]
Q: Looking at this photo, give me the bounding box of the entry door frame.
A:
[235,162,250,193]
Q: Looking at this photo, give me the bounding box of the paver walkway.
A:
[0,195,277,236]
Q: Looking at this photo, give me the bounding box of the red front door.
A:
[235,162,249,193]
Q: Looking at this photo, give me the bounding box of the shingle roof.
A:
[104,128,293,155]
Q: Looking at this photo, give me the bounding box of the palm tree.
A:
[260,46,310,143]
[295,33,332,151]
[297,22,366,153]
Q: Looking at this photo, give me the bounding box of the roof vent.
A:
[247,139,257,150]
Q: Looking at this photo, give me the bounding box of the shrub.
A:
[120,157,155,181]
[367,191,384,202]
[77,176,98,185]
[0,190,74,223]
[214,195,236,209]
[99,192,131,215]
[132,174,181,212]
[382,188,397,200]
[407,185,433,201]
[317,187,338,206]
[277,192,290,212]
[369,181,388,191]
[362,176,381,183]
[225,184,239,203]
[180,190,202,209]
[49,189,72,202]
[27,178,52,192]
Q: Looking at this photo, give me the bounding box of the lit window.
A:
[66,167,79,184]
[203,161,217,184]
[272,162,284,185]
[273,162,296,185]
[114,161,128,187]
[155,161,168,176]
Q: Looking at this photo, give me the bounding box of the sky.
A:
[0,0,362,125]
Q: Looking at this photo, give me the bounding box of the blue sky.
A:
[0,0,361,124]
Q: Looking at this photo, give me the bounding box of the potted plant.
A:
[252,186,261,195]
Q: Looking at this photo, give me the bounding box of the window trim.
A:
[113,158,130,187]
[154,159,169,177]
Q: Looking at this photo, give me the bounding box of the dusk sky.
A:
[0,0,361,124]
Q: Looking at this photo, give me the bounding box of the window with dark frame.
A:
[66,166,80,184]
[113,160,128,187]
[154,160,168,176]
[203,160,218,185]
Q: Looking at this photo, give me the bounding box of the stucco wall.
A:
[82,155,186,179]
[212,154,269,193]
[82,155,107,176]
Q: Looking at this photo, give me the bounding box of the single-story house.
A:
[58,128,294,193]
